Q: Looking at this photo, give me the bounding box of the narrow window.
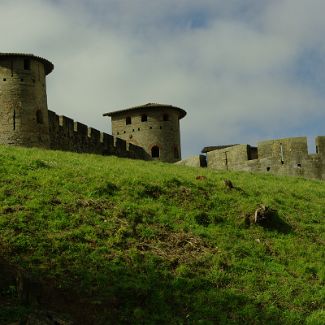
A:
[266,167,271,171]
[138,128,140,131]
[280,143,284,164]
[297,163,302,168]
[316,145,319,154]
[36,110,43,124]
[24,59,31,70]
[151,145,160,158]
[163,114,169,121]
[126,116,131,125]
[3,78,6,81]
[117,132,120,135]
[174,146,179,159]
[13,110,16,130]
[141,114,147,122]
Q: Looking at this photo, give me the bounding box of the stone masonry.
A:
[104,103,186,163]
[0,53,53,148]
[0,53,151,160]
[205,136,325,180]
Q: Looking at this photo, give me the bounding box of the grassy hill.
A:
[0,145,324,324]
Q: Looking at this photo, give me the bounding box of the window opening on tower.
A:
[36,110,43,124]
[24,59,31,70]
[13,110,16,130]
[174,146,179,159]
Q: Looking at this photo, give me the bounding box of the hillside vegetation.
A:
[0,145,324,324]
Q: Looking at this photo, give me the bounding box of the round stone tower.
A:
[0,53,54,148]
[103,103,186,163]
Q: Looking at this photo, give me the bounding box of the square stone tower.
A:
[104,103,186,163]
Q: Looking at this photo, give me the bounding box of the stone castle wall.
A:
[205,136,325,180]
[48,110,150,160]
[0,54,151,161]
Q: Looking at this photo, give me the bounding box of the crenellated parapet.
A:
[48,110,150,160]
[203,136,325,180]
[0,52,151,162]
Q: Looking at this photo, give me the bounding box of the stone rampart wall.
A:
[48,110,150,160]
[206,136,325,180]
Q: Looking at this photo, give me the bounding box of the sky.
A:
[1,0,325,158]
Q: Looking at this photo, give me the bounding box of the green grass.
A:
[0,145,324,324]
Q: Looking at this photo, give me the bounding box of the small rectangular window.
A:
[13,110,16,130]
[126,116,131,125]
[24,59,31,70]
[36,110,43,124]
[141,114,147,122]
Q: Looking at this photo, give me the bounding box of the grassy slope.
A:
[0,145,324,324]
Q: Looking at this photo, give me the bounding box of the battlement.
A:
[48,110,150,160]
[1,53,184,163]
[202,136,325,180]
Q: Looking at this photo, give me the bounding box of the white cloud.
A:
[1,0,325,157]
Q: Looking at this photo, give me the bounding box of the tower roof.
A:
[0,53,54,75]
[103,103,187,119]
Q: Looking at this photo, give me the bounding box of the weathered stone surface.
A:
[105,103,186,163]
[0,54,51,148]
[0,53,151,162]
[206,137,325,180]
[175,155,206,167]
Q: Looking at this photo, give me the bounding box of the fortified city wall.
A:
[205,136,325,180]
[48,110,150,160]
[0,53,150,161]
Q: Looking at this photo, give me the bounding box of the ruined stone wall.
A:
[207,144,251,170]
[111,107,182,163]
[48,110,150,160]
[0,56,50,147]
[206,137,325,180]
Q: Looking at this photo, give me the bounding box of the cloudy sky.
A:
[1,0,325,157]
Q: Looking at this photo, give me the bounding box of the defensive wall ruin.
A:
[179,136,325,180]
[48,110,150,160]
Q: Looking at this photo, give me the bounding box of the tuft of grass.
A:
[0,144,324,324]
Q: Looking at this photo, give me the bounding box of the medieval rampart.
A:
[48,110,150,160]
[0,53,151,161]
[204,136,325,180]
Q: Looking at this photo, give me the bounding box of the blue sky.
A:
[1,0,325,157]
